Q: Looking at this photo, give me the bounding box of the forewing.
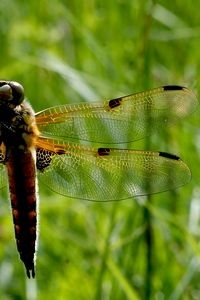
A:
[36,138,191,201]
[35,86,198,144]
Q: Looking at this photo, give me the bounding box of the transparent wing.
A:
[36,138,191,201]
[35,86,198,144]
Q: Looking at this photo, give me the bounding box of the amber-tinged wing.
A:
[36,138,191,201]
[35,86,198,144]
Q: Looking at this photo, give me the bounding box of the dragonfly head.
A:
[0,81,24,106]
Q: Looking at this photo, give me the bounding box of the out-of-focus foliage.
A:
[0,0,200,299]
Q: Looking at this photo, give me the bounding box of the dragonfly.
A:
[0,81,198,278]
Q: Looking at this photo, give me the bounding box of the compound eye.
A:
[0,81,24,105]
[9,81,24,105]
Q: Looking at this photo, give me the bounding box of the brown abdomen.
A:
[6,147,37,278]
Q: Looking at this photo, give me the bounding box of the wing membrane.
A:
[36,138,191,201]
[35,86,198,144]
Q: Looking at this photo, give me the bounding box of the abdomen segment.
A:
[6,147,38,278]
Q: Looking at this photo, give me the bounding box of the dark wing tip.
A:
[163,85,184,91]
[159,151,180,160]
[98,148,111,156]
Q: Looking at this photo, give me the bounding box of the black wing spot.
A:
[36,148,66,171]
[98,148,111,156]
[163,85,184,91]
[36,148,55,171]
[109,97,122,109]
[159,151,180,160]
[0,152,5,163]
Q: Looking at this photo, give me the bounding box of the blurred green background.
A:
[0,0,200,299]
